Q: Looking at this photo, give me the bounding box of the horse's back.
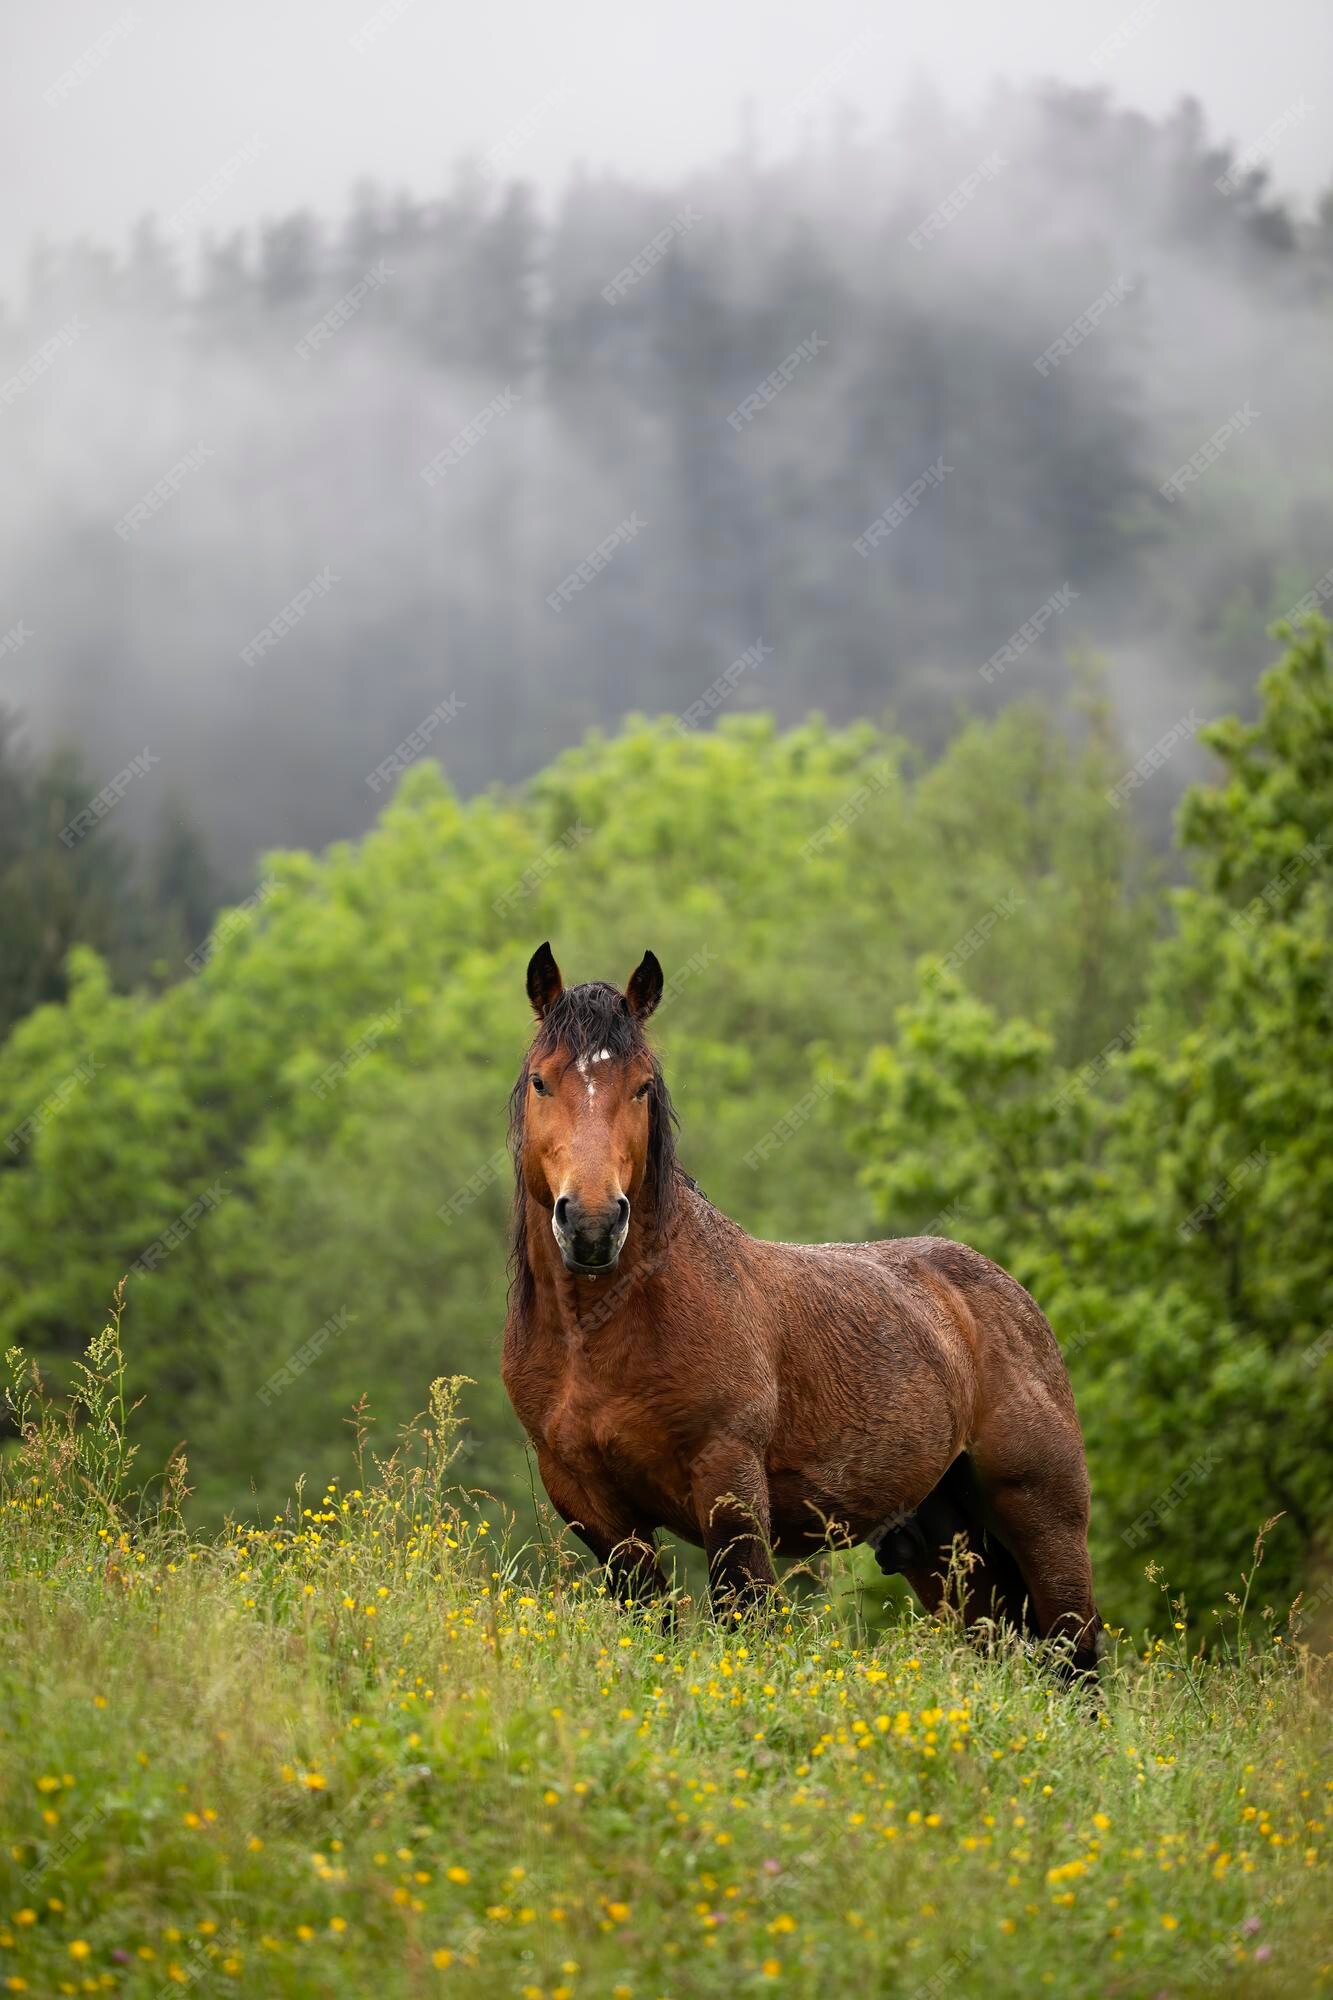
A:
[858,1232,1074,1389]
[749,1228,1078,1433]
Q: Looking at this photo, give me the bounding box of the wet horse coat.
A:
[501,946,1101,1674]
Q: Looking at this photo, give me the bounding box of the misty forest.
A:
[2,83,1332,1630]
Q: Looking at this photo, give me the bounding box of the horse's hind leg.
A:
[885,1456,1038,1638]
[968,1429,1102,1679]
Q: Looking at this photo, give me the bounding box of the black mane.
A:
[507,981,684,1317]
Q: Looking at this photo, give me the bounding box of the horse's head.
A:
[513,941,670,1275]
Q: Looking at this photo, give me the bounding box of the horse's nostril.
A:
[615,1196,630,1230]
[554,1196,571,1231]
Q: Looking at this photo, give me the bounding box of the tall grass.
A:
[0,1303,1326,1997]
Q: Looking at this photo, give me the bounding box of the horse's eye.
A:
[531,1075,549,1096]
[634,1080,652,1100]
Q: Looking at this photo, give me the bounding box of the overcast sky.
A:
[4,0,1328,294]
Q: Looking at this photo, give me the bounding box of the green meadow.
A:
[0,1305,1327,1999]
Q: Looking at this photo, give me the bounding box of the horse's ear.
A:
[526,941,563,1019]
[625,949,664,1023]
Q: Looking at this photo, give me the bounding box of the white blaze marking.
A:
[575,1048,610,1102]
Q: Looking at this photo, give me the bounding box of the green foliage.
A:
[0,1315,1326,1999]
[0,702,1150,1527]
[839,621,1333,1628]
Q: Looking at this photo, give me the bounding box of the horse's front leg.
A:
[534,1443,668,1607]
[691,1438,777,1617]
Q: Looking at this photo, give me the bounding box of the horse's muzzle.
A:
[553,1192,630,1274]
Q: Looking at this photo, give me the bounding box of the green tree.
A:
[839,620,1333,1628]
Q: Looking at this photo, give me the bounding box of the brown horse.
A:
[501,944,1103,1676]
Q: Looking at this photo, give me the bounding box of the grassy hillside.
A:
[0,1309,1326,1999]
